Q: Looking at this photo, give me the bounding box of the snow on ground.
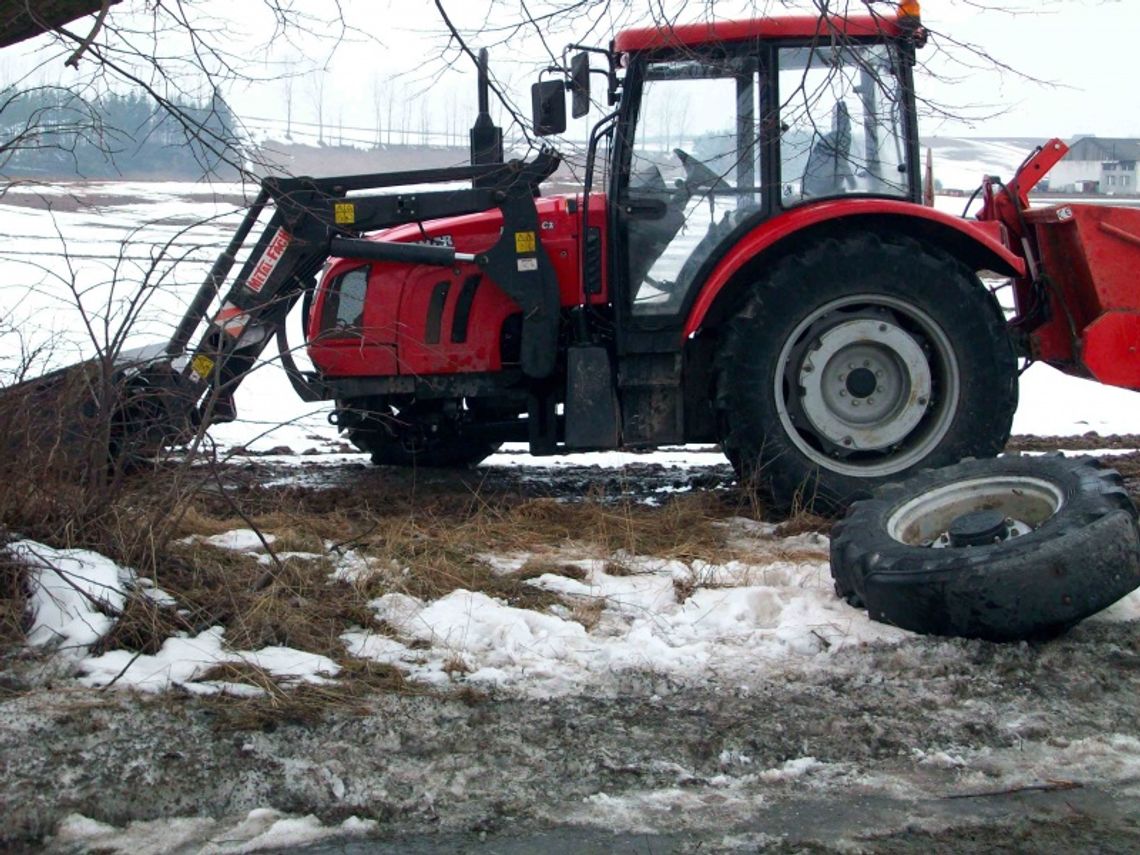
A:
[4,536,341,695]
[339,528,910,695]
[76,626,341,695]
[14,518,1136,701]
[13,541,133,653]
[51,808,376,854]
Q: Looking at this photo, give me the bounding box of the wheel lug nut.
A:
[917,396,928,406]
[862,360,870,368]
[839,390,847,397]
[839,373,846,381]
[879,323,888,332]
[867,397,875,405]
[852,400,861,407]
[843,437,853,446]
[877,386,885,393]
[876,370,884,378]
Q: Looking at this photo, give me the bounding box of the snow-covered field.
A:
[3,167,1140,851]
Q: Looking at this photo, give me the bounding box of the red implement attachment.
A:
[980,138,1140,391]
[1025,204,1140,390]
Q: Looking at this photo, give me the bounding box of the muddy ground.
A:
[3,438,1140,853]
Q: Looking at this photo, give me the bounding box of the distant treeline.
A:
[0,86,242,180]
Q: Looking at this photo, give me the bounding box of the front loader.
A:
[7,3,1140,511]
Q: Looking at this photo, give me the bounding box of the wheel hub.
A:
[796,317,933,453]
[947,509,1009,547]
[845,367,878,398]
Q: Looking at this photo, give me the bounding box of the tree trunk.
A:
[0,0,120,50]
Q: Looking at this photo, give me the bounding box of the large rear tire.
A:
[830,455,1140,641]
[716,234,1017,511]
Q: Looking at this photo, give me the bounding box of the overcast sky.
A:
[7,0,1136,141]
[226,0,1133,140]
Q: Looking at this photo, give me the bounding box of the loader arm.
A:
[0,150,564,473]
[174,151,562,429]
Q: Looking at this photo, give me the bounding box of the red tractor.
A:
[19,4,1140,512]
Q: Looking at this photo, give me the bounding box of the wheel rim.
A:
[886,475,1065,547]
[775,295,960,477]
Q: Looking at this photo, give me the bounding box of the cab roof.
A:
[613,14,904,53]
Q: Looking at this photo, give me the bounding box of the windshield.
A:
[778,43,910,204]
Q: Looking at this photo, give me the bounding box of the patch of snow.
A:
[51,807,376,854]
[10,540,132,653]
[253,550,322,566]
[483,444,727,470]
[757,756,826,782]
[350,526,910,695]
[1089,589,1140,623]
[328,548,395,584]
[181,529,278,552]
[77,626,340,693]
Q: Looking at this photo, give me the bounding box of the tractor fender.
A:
[681,200,1027,339]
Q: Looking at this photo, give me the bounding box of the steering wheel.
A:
[674,148,726,193]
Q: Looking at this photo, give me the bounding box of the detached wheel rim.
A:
[886,475,1065,547]
[776,295,960,477]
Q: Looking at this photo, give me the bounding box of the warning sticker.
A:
[213,302,250,338]
[247,228,291,294]
[514,231,536,253]
[517,258,538,272]
[335,202,356,225]
[190,354,215,383]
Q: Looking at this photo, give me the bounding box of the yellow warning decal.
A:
[334,202,356,225]
[190,354,215,380]
[514,231,536,253]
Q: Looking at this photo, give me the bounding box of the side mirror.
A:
[570,52,590,119]
[531,79,566,136]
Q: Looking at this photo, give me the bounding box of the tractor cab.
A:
[573,14,922,332]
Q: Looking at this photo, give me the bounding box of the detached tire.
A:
[717,234,1017,512]
[830,455,1140,641]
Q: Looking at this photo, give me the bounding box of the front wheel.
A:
[716,234,1017,511]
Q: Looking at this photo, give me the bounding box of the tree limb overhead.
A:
[0,0,120,50]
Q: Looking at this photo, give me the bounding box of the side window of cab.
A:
[321,266,368,334]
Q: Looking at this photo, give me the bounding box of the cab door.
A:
[611,47,769,444]
[616,49,768,328]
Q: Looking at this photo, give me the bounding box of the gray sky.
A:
[6,0,1136,141]
[238,0,1134,141]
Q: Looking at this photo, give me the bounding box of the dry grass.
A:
[91,592,193,656]
[0,415,786,727]
[0,546,28,649]
[198,657,411,732]
[515,559,589,582]
[774,510,832,537]
[569,598,606,631]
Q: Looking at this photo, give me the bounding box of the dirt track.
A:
[4,439,1140,852]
